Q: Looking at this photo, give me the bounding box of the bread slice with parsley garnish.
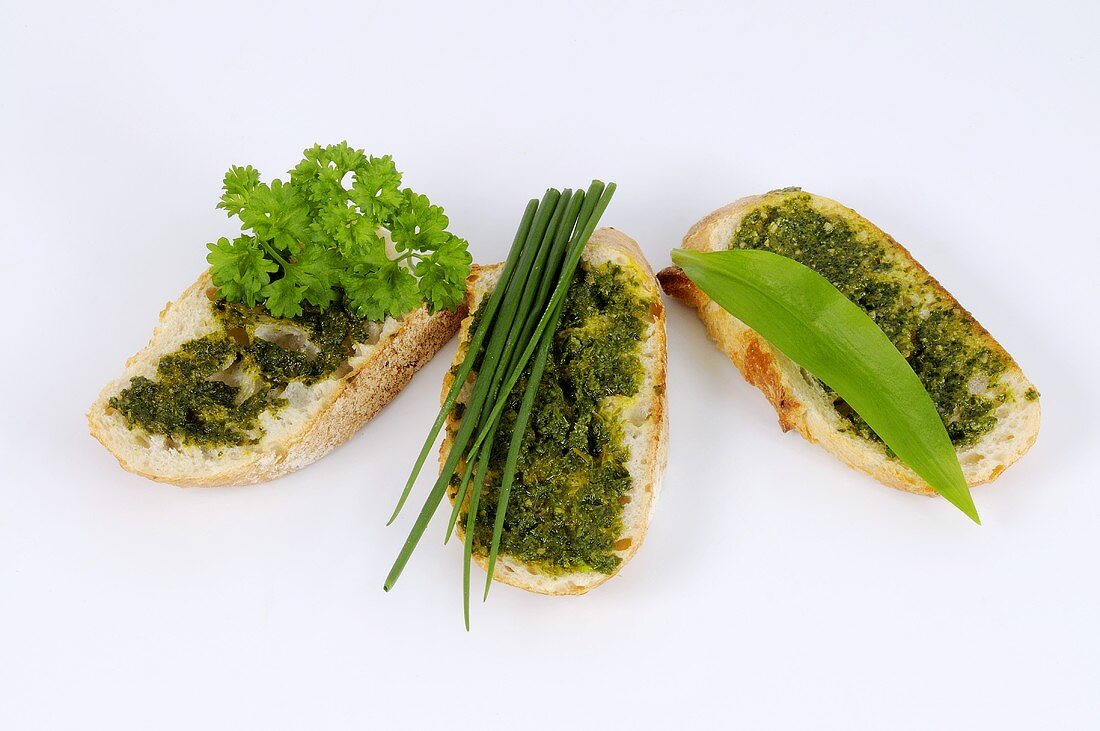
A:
[442,228,668,595]
[658,189,1039,496]
[88,272,462,486]
[89,142,471,486]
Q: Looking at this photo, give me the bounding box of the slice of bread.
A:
[88,271,462,486]
[442,228,668,595]
[658,190,1039,496]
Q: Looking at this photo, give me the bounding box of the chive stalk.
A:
[457,182,615,467]
[385,180,618,626]
[387,198,539,525]
[473,184,616,597]
[383,190,560,591]
[444,190,579,542]
[452,192,583,625]
[482,294,567,598]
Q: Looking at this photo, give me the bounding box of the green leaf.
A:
[239,179,311,253]
[290,142,364,207]
[343,229,390,273]
[306,141,366,178]
[390,189,449,252]
[217,165,261,216]
[344,259,420,321]
[348,216,382,248]
[294,245,343,309]
[291,161,346,209]
[312,200,359,248]
[414,234,473,312]
[260,272,307,318]
[376,260,422,318]
[349,155,404,224]
[206,235,277,306]
[671,248,979,524]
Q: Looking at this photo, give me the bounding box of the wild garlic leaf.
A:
[672,247,978,523]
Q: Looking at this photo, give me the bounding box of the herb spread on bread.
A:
[109,299,375,447]
[731,190,1012,448]
[459,262,651,575]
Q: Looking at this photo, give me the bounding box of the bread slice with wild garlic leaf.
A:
[442,228,668,595]
[658,189,1039,496]
[88,270,462,486]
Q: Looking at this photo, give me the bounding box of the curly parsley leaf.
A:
[415,234,473,312]
[349,155,404,223]
[207,143,471,322]
[217,165,261,217]
[261,272,308,319]
[344,230,391,273]
[239,179,311,254]
[206,236,277,307]
[290,142,362,207]
[390,190,450,252]
[343,259,421,321]
[313,200,359,248]
[307,141,367,179]
[294,245,343,310]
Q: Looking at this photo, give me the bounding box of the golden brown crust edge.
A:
[254,303,463,485]
[660,191,1040,496]
[88,271,462,487]
[442,228,668,595]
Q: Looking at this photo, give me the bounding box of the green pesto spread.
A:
[457,262,652,576]
[108,298,373,448]
[731,190,1011,449]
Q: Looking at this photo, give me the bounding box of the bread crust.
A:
[659,191,1040,496]
[442,228,668,595]
[88,271,462,486]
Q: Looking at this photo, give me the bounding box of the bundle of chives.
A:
[384,180,617,628]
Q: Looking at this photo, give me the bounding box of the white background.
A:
[3,1,1098,728]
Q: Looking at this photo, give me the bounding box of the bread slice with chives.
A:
[88,271,462,486]
[658,189,1039,496]
[443,228,668,595]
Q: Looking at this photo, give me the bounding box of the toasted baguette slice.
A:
[89,271,462,486]
[442,228,668,595]
[659,190,1039,496]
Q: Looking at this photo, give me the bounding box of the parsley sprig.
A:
[206,142,471,320]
